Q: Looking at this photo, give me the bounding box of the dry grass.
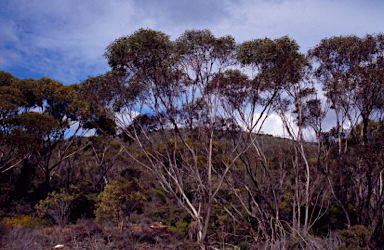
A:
[1,219,343,250]
[259,232,341,250]
[1,218,175,250]
[4,225,43,250]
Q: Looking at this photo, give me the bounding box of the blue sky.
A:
[1,0,383,136]
[1,0,383,85]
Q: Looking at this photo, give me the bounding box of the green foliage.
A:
[168,220,191,237]
[35,189,75,227]
[0,72,92,207]
[4,215,45,228]
[236,36,306,88]
[95,176,146,224]
[338,225,370,250]
[104,28,173,74]
[237,241,250,250]
[178,240,201,250]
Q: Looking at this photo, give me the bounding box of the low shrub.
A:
[338,225,370,250]
[95,176,146,225]
[237,241,250,250]
[35,189,74,228]
[168,220,191,238]
[5,226,43,250]
[4,214,45,228]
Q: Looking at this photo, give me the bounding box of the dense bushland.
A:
[1,29,384,249]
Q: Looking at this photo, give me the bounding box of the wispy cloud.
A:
[1,0,383,85]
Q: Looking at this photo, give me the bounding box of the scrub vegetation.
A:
[1,29,384,249]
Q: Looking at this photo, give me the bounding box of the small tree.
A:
[35,189,74,228]
[95,176,146,225]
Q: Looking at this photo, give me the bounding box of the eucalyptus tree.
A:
[83,28,238,245]
[83,27,283,246]
[309,35,358,228]
[0,72,90,202]
[84,135,124,192]
[309,33,384,243]
[274,69,331,234]
[219,36,308,242]
[0,72,35,175]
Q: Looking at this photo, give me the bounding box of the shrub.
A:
[168,220,191,238]
[237,241,249,250]
[4,215,44,228]
[338,225,370,250]
[68,219,104,243]
[35,189,74,228]
[5,226,42,250]
[95,176,146,225]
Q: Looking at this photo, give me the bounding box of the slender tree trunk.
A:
[335,108,351,228]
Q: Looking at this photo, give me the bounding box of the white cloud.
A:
[114,109,140,129]
[248,111,295,137]
[1,0,384,85]
[67,121,96,138]
[256,113,286,136]
[211,0,384,51]
[252,111,322,140]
